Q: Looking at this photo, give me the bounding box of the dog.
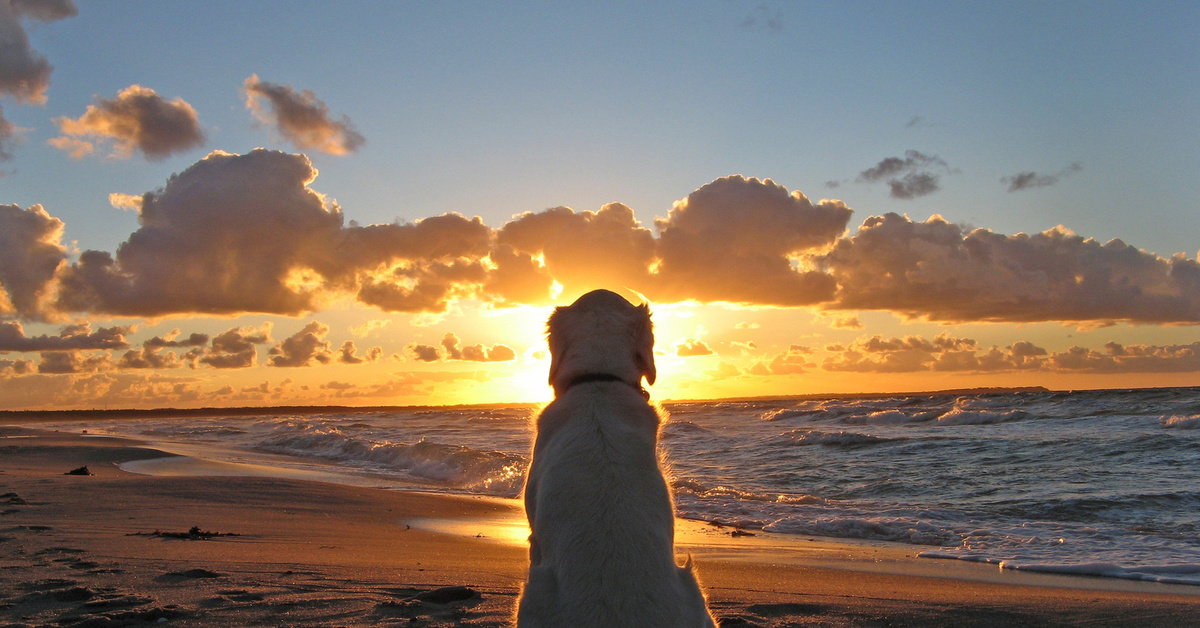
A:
[516,289,716,628]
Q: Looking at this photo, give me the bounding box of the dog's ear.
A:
[546,305,568,387]
[636,303,656,386]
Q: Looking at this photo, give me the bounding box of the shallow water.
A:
[28,386,1200,585]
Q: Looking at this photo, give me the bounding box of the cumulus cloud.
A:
[0,203,67,319]
[197,324,271,369]
[652,176,851,305]
[337,340,381,364]
[0,0,76,104]
[243,74,364,155]
[675,338,713,357]
[497,202,654,301]
[0,356,33,376]
[268,321,333,367]
[50,85,205,160]
[37,350,112,374]
[0,321,130,352]
[821,334,1046,373]
[822,213,1200,324]
[1002,163,1082,192]
[440,332,516,362]
[1047,341,1200,373]
[406,333,516,363]
[857,150,952,199]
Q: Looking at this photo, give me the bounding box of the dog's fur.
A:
[516,290,716,628]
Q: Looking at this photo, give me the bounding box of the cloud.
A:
[50,85,205,160]
[349,319,391,337]
[337,340,380,364]
[822,213,1200,324]
[406,333,516,362]
[1047,341,1200,373]
[675,338,713,357]
[268,321,333,367]
[0,0,76,105]
[0,104,18,162]
[497,202,655,302]
[0,356,33,376]
[857,150,952,199]
[440,332,516,362]
[1002,163,1082,192]
[197,324,271,369]
[0,203,67,319]
[652,176,851,305]
[409,344,440,362]
[753,344,812,375]
[55,150,345,317]
[821,334,1046,373]
[37,350,112,374]
[243,74,364,155]
[0,321,130,352]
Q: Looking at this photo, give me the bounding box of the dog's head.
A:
[546,289,655,395]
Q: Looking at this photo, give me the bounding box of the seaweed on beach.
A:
[127,526,241,540]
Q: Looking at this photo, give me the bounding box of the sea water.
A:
[26,387,1200,586]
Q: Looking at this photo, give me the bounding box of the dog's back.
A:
[516,290,715,628]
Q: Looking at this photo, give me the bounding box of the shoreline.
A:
[3,427,1199,626]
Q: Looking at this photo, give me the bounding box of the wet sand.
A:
[2,426,1198,627]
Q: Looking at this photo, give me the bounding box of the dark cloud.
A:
[822,213,1200,324]
[1002,163,1082,192]
[857,150,951,199]
[0,321,130,352]
[37,350,111,374]
[0,0,75,104]
[143,330,209,349]
[337,340,380,364]
[0,104,17,162]
[0,203,67,319]
[0,356,33,375]
[268,321,333,367]
[197,324,271,369]
[117,346,181,370]
[50,85,204,160]
[652,176,851,305]
[409,343,440,362]
[243,74,364,155]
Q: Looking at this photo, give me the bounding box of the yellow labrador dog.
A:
[516,289,716,627]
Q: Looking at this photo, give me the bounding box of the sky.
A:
[1,0,1199,410]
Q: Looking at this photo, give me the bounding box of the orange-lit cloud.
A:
[0,0,76,105]
[0,204,67,319]
[823,213,1200,324]
[674,337,713,357]
[409,332,517,363]
[243,74,364,155]
[652,176,851,305]
[7,160,1200,329]
[50,85,204,160]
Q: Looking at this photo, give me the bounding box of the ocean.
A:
[21,386,1200,586]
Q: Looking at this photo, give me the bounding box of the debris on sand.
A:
[128,526,241,540]
[64,466,92,476]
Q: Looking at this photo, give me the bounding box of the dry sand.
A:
[2,425,1198,627]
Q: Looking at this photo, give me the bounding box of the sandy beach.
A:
[2,425,1198,627]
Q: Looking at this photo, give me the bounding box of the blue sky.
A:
[2,1,1200,408]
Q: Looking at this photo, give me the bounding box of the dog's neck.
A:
[559,372,650,401]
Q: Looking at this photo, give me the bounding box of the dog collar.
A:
[561,373,650,401]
